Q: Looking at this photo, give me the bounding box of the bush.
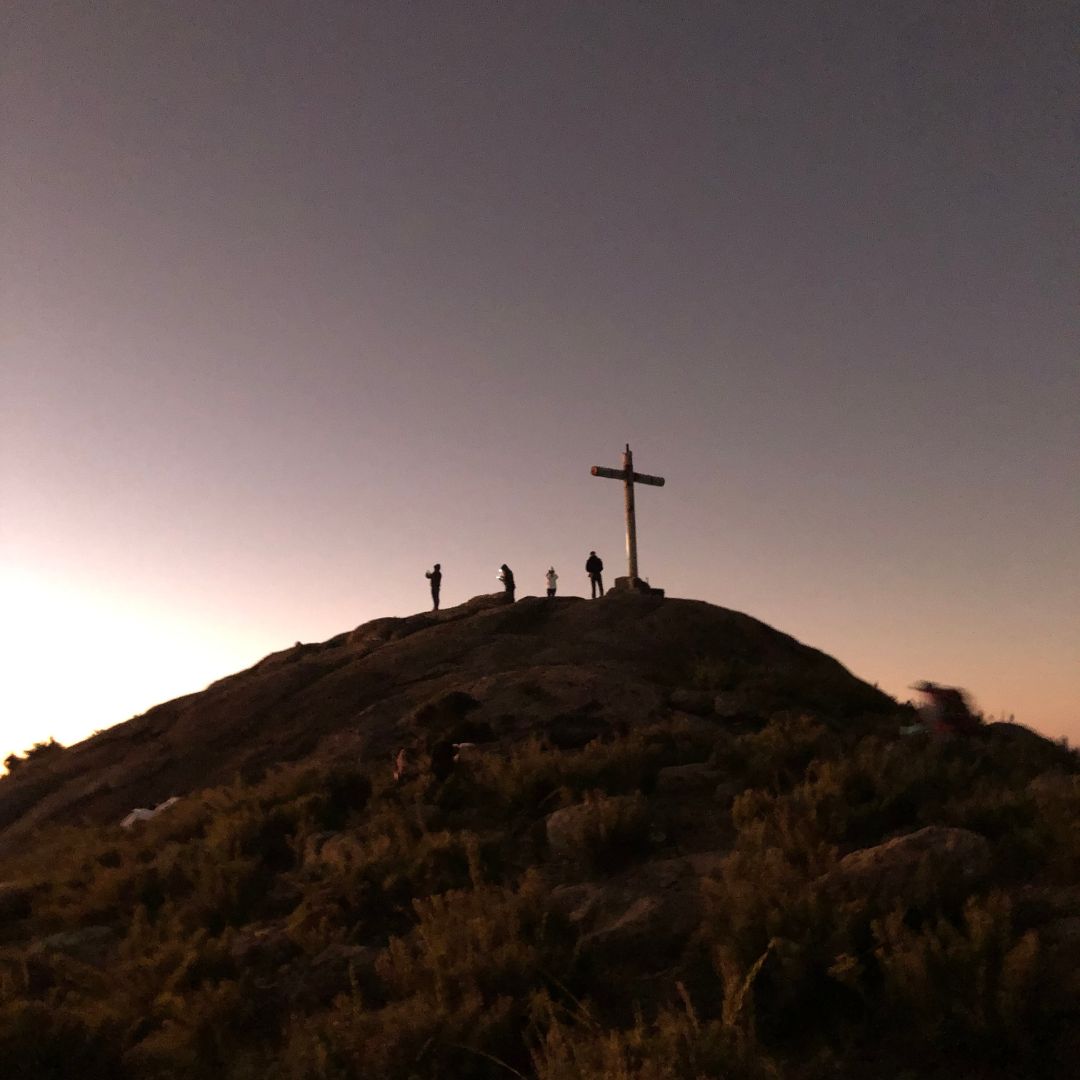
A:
[547,792,651,873]
[3,738,65,776]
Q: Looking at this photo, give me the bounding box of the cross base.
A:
[612,575,665,598]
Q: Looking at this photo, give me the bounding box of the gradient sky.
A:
[2,0,1077,761]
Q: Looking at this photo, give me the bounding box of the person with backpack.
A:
[585,551,604,598]
[546,566,558,598]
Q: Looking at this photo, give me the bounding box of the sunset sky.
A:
[2,1,1077,761]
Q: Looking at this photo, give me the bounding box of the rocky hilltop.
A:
[0,591,888,849]
[1,593,1077,1080]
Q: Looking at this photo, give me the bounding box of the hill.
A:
[0,592,889,850]
[0,592,1077,1079]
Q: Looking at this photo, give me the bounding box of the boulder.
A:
[824,826,991,905]
[611,577,665,597]
[713,692,754,719]
[545,802,594,861]
[573,856,713,965]
[545,795,646,865]
[577,895,664,962]
[549,883,605,924]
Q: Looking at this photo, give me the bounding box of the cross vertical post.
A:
[590,444,665,585]
[623,444,638,580]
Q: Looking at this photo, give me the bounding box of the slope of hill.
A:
[0,592,888,850]
[0,593,1077,1079]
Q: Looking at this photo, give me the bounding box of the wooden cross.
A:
[590,444,665,582]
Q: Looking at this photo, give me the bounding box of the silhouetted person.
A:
[546,566,558,598]
[913,681,981,737]
[586,551,604,598]
[425,563,442,611]
[498,563,515,601]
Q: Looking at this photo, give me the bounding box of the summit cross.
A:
[590,444,666,583]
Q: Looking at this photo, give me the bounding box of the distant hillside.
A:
[1,592,1077,1080]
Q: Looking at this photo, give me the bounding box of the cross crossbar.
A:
[590,466,665,487]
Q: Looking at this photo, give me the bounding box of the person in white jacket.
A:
[546,567,558,598]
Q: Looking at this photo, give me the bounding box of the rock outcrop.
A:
[823,826,992,905]
[0,593,893,853]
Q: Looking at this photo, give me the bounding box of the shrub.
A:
[548,792,652,873]
[529,989,779,1080]
[3,738,65,776]
[871,893,1044,1064]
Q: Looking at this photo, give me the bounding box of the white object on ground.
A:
[120,795,180,829]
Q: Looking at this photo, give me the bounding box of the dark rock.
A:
[447,718,497,744]
[31,925,115,962]
[407,691,483,737]
[713,781,742,804]
[655,763,723,795]
[984,722,1073,765]
[545,803,592,860]
[549,883,605,924]
[1041,915,1080,948]
[823,826,991,905]
[668,689,714,716]
[569,853,724,967]
[611,576,665,597]
[577,895,664,962]
[0,882,33,922]
[713,692,754,718]
[545,713,610,750]
[545,795,643,863]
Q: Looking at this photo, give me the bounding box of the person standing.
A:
[498,563,516,601]
[546,566,558,598]
[425,563,442,611]
[585,551,604,598]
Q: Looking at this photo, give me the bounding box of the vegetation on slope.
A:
[1,699,1078,1079]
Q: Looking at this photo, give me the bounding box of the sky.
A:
[2,0,1077,761]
